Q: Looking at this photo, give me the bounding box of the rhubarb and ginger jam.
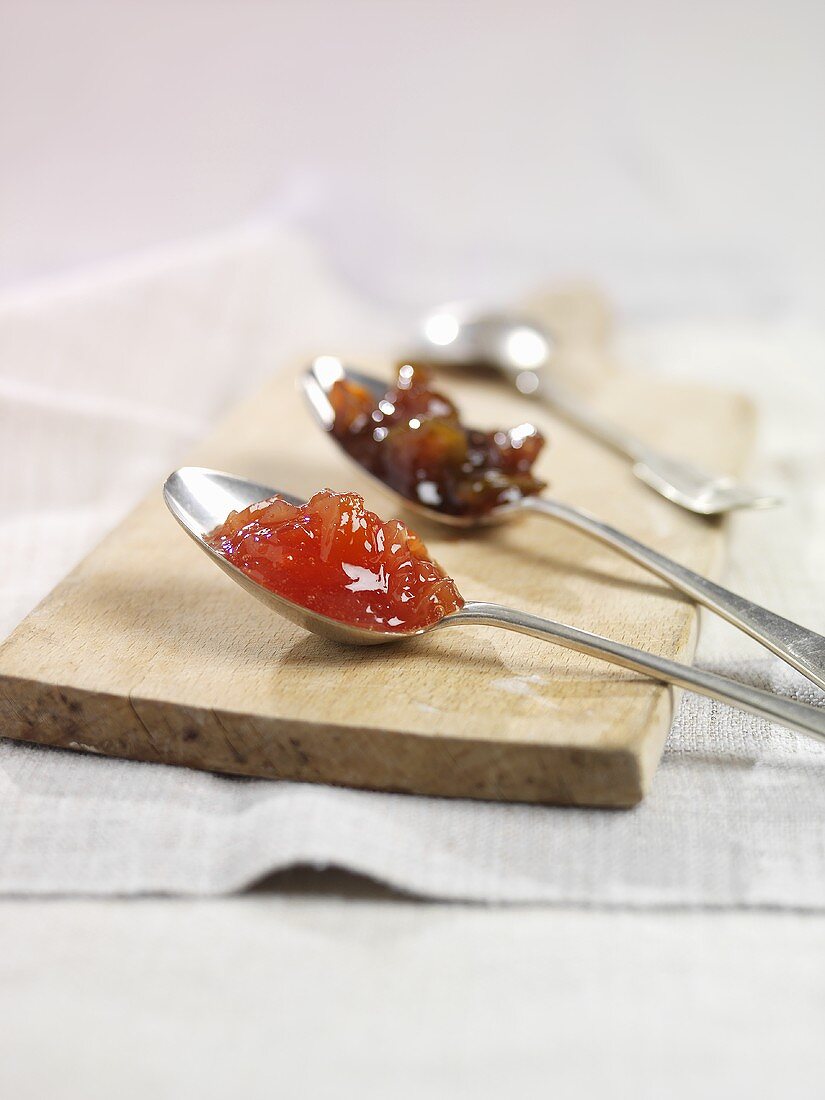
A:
[329,363,546,517]
[206,488,464,632]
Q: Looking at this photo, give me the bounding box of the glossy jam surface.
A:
[207,488,464,632]
[330,364,546,517]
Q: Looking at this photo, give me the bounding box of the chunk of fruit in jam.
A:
[206,489,464,632]
[329,363,546,517]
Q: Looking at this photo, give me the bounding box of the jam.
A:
[329,364,546,517]
[207,488,464,632]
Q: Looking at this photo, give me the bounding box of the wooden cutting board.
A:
[0,350,755,807]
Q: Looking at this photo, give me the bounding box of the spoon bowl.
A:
[163,466,414,645]
[302,355,524,530]
[419,304,554,393]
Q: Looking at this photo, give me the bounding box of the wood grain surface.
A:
[0,323,756,806]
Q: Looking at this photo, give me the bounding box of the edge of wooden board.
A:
[0,672,652,807]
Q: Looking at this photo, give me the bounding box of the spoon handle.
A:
[522,496,825,691]
[533,375,778,513]
[441,602,825,745]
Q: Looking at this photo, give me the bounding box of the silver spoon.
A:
[163,466,825,746]
[413,305,780,515]
[302,357,825,691]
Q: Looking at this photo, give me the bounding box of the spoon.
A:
[302,358,825,691]
[163,466,825,746]
[413,305,780,515]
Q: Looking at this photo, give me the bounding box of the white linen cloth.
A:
[3,898,824,1100]
[1,223,823,904]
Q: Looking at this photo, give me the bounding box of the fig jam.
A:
[329,364,546,517]
[207,488,464,632]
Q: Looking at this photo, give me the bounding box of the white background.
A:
[3,0,824,316]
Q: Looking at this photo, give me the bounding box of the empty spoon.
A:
[302,358,825,691]
[163,466,825,745]
[413,304,780,515]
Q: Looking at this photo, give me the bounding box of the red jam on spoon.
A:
[329,363,547,517]
[206,488,464,632]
